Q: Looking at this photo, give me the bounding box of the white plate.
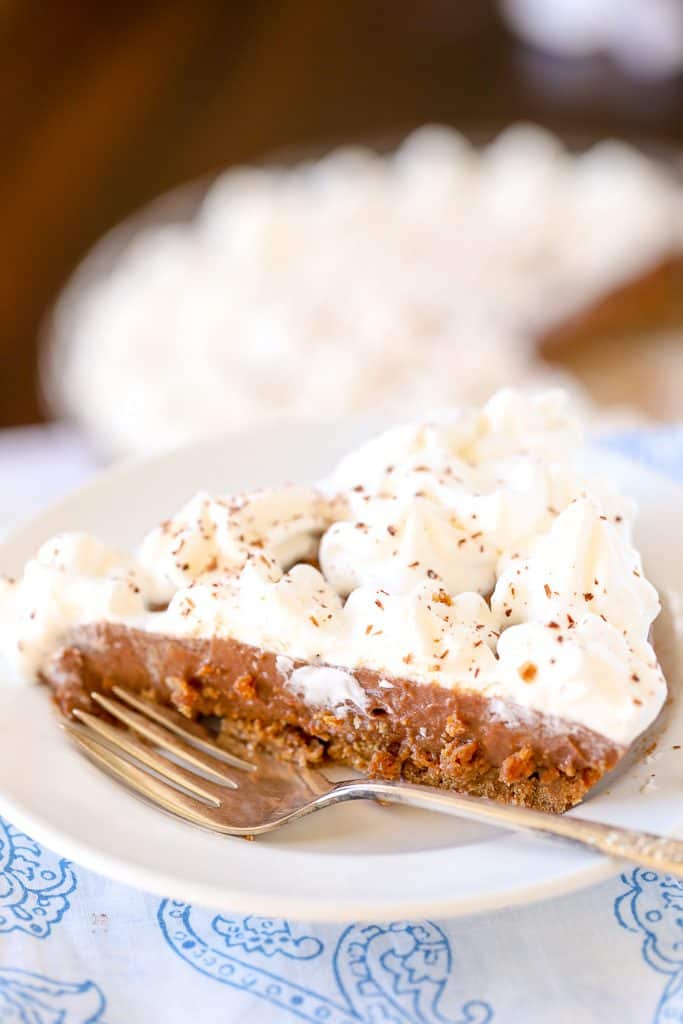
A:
[0,420,682,922]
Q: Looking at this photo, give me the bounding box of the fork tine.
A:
[109,686,254,771]
[90,691,241,784]
[63,723,224,830]
[71,710,225,804]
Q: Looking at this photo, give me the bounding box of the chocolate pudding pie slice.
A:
[0,390,667,813]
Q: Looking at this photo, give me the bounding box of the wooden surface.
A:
[2,1,683,428]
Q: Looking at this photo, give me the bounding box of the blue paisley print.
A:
[0,818,76,938]
[159,900,493,1023]
[0,969,106,1024]
[213,914,323,959]
[615,868,683,1023]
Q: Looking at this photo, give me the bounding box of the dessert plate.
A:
[0,419,682,922]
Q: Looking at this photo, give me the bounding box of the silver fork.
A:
[64,686,683,875]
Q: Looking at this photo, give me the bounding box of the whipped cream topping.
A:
[286,666,368,716]
[137,486,341,604]
[0,389,667,744]
[51,124,683,456]
[490,497,660,637]
[0,533,150,680]
[319,390,631,594]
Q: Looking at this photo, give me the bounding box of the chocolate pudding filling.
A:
[42,622,622,814]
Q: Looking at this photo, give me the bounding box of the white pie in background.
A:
[45,124,683,457]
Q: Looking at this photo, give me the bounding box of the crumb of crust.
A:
[368,750,402,780]
[442,738,479,768]
[233,673,257,702]
[443,713,467,740]
[500,745,537,784]
[165,675,198,718]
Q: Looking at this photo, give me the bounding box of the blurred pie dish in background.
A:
[42,124,683,458]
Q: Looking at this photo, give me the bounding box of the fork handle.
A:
[329,778,683,875]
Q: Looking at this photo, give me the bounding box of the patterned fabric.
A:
[1,424,682,1023]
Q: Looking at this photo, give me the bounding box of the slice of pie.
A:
[0,389,667,813]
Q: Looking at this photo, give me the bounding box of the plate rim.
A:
[0,779,618,921]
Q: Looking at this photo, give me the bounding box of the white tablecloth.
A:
[1,423,682,1024]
